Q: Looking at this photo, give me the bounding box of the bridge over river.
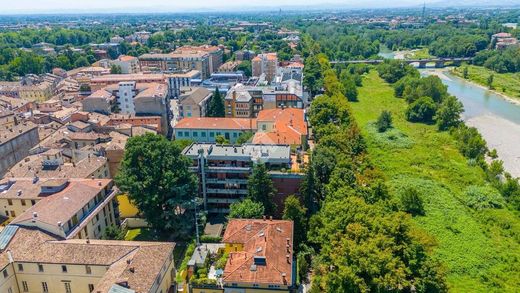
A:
[330,57,473,68]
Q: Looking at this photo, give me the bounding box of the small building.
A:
[178,87,213,119]
[174,117,256,143]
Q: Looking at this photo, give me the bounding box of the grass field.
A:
[352,71,520,292]
[405,47,433,59]
[451,65,520,100]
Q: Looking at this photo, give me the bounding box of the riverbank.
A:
[450,65,520,105]
[466,114,520,177]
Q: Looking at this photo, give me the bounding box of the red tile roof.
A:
[253,108,307,145]
[222,219,294,287]
[174,117,257,131]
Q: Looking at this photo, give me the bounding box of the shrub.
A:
[465,185,504,210]
[376,110,393,132]
[200,235,222,243]
[405,96,437,123]
[400,187,425,216]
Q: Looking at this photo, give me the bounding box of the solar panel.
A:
[0,225,19,250]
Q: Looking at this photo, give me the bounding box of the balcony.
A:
[206,188,248,195]
[207,198,240,204]
[66,189,117,239]
[205,178,248,185]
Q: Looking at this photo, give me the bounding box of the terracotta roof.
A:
[87,89,113,100]
[0,226,175,293]
[118,55,138,62]
[222,219,294,286]
[174,117,256,131]
[11,179,112,228]
[253,108,307,145]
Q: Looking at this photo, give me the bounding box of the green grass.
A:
[124,228,161,241]
[451,65,520,100]
[352,71,520,292]
[405,47,433,59]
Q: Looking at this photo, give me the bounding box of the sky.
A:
[0,0,516,13]
[0,0,442,14]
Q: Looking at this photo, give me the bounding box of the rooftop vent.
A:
[250,264,257,271]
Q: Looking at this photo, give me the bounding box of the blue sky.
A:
[1,0,441,13]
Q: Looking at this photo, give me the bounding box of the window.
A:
[201,132,206,137]
[22,281,28,292]
[18,264,23,271]
[31,200,36,205]
[21,200,26,206]
[88,284,94,292]
[10,211,15,217]
[62,265,67,273]
[209,132,215,137]
[38,264,44,272]
[7,288,12,293]
[64,282,72,293]
[178,132,183,137]
[193,131,198,137]
[184,131,189,137]
[3,270,8,278]
[85,265,91,274]
[42,282,48,293]
[7,199,12,205]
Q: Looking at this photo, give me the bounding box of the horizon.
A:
[1,0,519,15]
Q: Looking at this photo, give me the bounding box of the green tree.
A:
[376,110,392,132]
[400,187,425,216]
[236,60,252,77]
[487,74,494,89]
[73,56,90,68]
[110,64,122,74]
[236,131,253,144]
[248,164,276,215]
[115,133,197,237]
[436,95,464,131]
[228,199,265,219]
[102,225,126,240]
[405,96,437,123]
[463,66,469,79]
[282,195,307,248]
[215,135,229,145]
[207,87,225,117]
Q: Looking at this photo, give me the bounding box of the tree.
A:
[463,66,469,79]
[487,74,494,89]
[228,199,265,219]
[376,110,392,132]
[236,131,253,144]
[282,195,307,248]
[436,95,464,131]
[236,60,252,77]
[115,133,197,237]
[207,87,225,117]
[73,56,90,68]
[215,135,229,145]
[400,187,425,216]
[405,96,437,123]
[102,225,126,240]
[248,164,276,215]
[110,64,122,74]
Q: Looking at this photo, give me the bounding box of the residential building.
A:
[0,122,39,177]
[18,82,54,102]
[0,109,16,128]
[5,149,110,179]
[89,74,165,92]
[0,96,33,114]
[235,50,256,61]
[224,87,256,118]
[176,45,224,74]
[253,108,308,147]
[183,143,292,214]
[82,89,115,115]
[112,55,141,74]
[106,114,164,135]
[173,118,256,143]
[0,223,175,293]
[139,51,211,79]
[166,70,202,98]
[252,53,278,83]
[0,82,20,98]
[178,87,213,119]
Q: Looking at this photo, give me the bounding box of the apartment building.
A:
[89,74,165,92]
[183,143,292,214]
[173,117,256,144]
[178,87,213,119]
[139,51,211,79]
[176,45,223,74]
[82,89,115,115]
[166,70,201,98]
[0,110,16,128]
[0,96,33,114]
[5,149,110,180]
[111,55,141,74]
[0,122,40,178]
[190,218,295,293]
[253,108,308,147]
[252,53,278,83]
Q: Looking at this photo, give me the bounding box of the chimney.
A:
[263,215,266,221]
[129,267,135,273]
[286,244,290,253]
[6,250,14,263]
[32,212,38,222]
[286,255,291,264]
[286,238,290,245]
[269,216,273,221]
[86,238,90,244]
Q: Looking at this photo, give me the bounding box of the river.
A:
[421,69,520,177]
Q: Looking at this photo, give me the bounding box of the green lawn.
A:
[405,47,433,59]
[451,65,520,100]
[351,71,520,292]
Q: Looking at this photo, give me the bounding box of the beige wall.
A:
[0,264,19,293]
[0,198,39,222]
